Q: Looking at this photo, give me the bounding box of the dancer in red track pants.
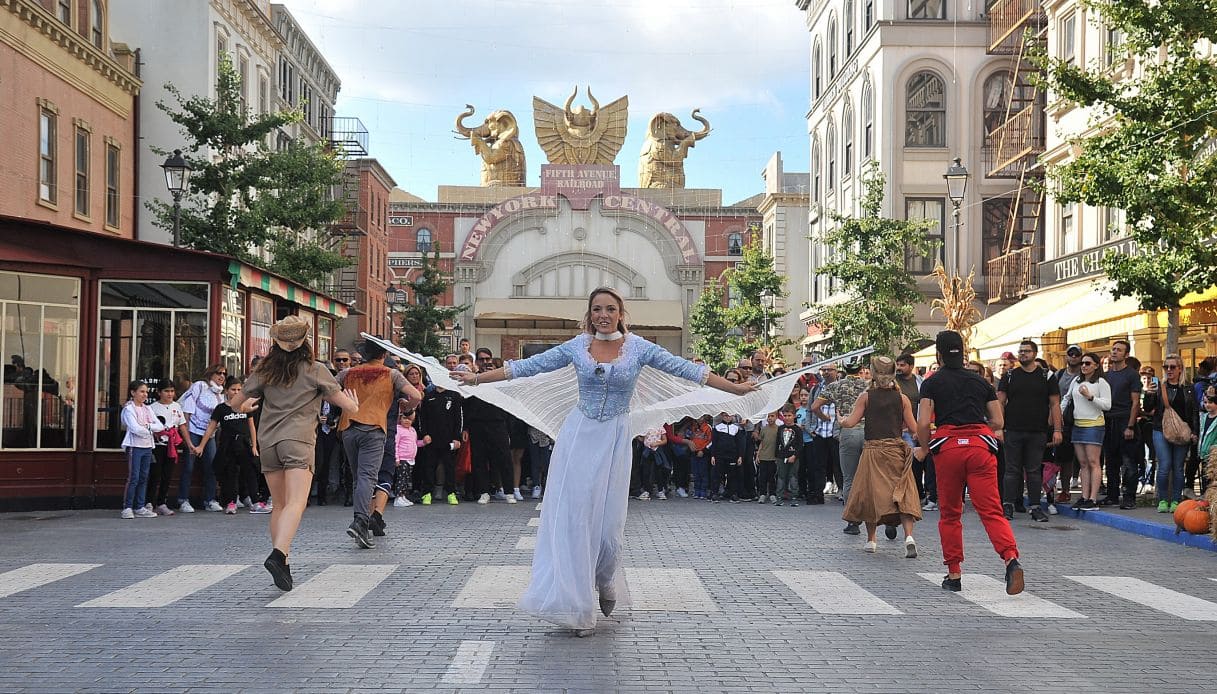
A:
[914,331,1024,595]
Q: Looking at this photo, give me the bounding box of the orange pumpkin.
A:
[1182,507,1212,535]
[1174,499,1200,527]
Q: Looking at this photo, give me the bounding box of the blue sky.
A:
[282,0,811,205]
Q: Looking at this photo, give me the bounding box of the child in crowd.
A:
[711,412,747,502]
[147,380,188,516]
[193,376,263,515]
[685,415,714,499]
[394,410,428,507]
[774,405,803,507]
[638,426,670,500]
[664,420,692,497]
[418,381,464,505]
[755,410,781,504]
[120,380,165,519]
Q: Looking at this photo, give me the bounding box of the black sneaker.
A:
[347,518,375,549]
[884,524,898,540]
[1119,499,1137,510]
[264,550,293,591]
[1013,501,1027,514]
[1099,497,1117,506]
[1004,559,1025,595]
[1002,502,1015,520]
[941,575,962,592]
[1030,507,1049,522]
[370,511,387,537]
[1081,498,1099,510]
[843,522,861,535]
[1071,497,1085,510]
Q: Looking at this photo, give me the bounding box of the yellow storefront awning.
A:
[971,281,1107,360]
[475,298,685,327]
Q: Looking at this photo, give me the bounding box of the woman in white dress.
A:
[448,287,756,635]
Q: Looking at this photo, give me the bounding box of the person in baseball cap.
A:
[935,330,966,368]
[1066,344,1082,357]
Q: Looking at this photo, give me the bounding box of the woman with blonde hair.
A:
[1061,352,1111,510]
[447,287,758,636]
[838,356,923,557]
[1143,353,1197,512]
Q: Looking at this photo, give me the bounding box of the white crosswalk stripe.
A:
[441,640,495,685]
[527,517,541,527]
[0,563,101,598]
[452,566,529,608]
[774,570,902,615]
[1066,576,1217,621]
[78,565,249,608]
[268,564,398,609]
[623,568,718,612]
[917,573,1086,618]
[515,535,537,550]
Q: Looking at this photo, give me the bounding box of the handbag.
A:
[1160,383,1193,445]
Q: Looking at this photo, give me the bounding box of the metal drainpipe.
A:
[132,47,142,241]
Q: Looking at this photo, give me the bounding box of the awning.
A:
[228,261,349,318]
[907,286,1077,363]
[475,298,685,327]
[973,281,1115,359]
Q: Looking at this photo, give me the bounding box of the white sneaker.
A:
[477,493,490,505]
[637,491,650,501]
[264,499,273,511]
[512,488,525,502]
[120,508,134,519]
[393,496,409,508]
[134,507,157,518]
[1047,503,1059,515]
[863,541,877,553]
[676,487,688,498]
[656,489,667,500]
[922,500,938,511]
[155,504,175,516]
[505,493,517,504]
[531,486,542,499]
[205,500,223,512]
[178,500,195,513]
[770,495,779,504]
[144,503,154,512]
[491,490,508,501]
[234,498,246,509]
[904,536,917,558]
[250,502,271,514]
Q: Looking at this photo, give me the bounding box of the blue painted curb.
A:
[1058,505,1217,552]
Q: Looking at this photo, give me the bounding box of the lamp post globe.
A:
[161,149,193,247]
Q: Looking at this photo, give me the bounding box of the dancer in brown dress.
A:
[838,356,923,557]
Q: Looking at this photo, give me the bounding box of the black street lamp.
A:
[161,149,192,248]
[760,288,775,345]
[943,157,969,270]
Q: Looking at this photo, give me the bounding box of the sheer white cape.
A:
[360,333,873,438]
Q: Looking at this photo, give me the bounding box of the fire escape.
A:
[320,116,369,307]
[982,0,1046,304]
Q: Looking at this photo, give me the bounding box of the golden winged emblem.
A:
[533,86,629,165]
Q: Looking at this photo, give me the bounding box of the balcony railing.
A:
[983,103,1045,178]
[987,0,1045,54]
[985,246,1036,303]
[318,285,361,308]
[328,116,369,158]
[331,204,369,234]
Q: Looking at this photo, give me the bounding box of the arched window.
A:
[826,119,837,191]
[845,0,855,56]
[842,103,854,177]
[864,0,875,31]
[812,135,822,199]
[982,70,1036,145]
[91,0,103,48]
[416,227,433,253]
[861,80,874,159]
[727,232,743,255]
[813,42,823,99]
[905,71,946,147]
[828,17,839,76]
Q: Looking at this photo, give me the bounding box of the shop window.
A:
[249,294,274,359]
[0,271,80,450]
[95,282,208,449]
[39,107,57,204]
[904,198,945,274]
[316,316,333,364]
[906,71,946,147]
[221,287,245,377]
[908,0,945,19]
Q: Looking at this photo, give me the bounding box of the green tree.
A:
[724,236,790,356]
[816,161,935,354]
[396,249,467,358]
[688,280,734,372]
[1036,0,1217,353]
[149,54,348,289]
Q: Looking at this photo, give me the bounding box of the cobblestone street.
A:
[2,496,1215,693]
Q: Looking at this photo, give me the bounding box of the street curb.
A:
[1058,506,1217,552]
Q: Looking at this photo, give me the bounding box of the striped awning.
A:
[228,261,350,318]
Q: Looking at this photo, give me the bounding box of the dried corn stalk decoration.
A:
[929,263,981,355]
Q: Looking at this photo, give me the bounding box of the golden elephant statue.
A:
[638,110,711,189]
[454,105,526,187]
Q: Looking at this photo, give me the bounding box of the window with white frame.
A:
[74,125,89,217]
[1058,201,1078,255]
[1060,12,1077,65]
[864,0,874,30]
[1102,206,1123,241]
[39,105,57,204]
[237,54,249,115]
[845,0,855,55]
[842,104,854,177]
[905,71,946,147]
[908,0,944,19]
[828,18,839,76]
[904,198,945,274]
[1103,23,1124,67]
[0,271,80,450]
[813,43,823,99]
[826,120,837,191]
[811,137,822,201]
[104,141,119,228]
[861,81,874,159]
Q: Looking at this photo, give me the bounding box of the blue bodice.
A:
[505,333,710,422]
